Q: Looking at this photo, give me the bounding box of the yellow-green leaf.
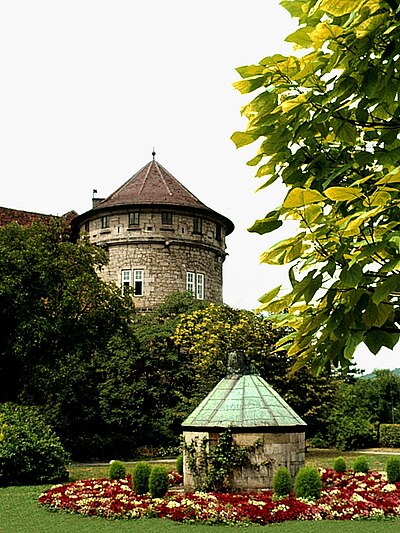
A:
[363,190,391,207]
[259,285,282,305]
[376,170,400,185]
[324,187,363,201]
[231,131,259,148]
[320,0,363,16]
[310,22,343,49]
[281,93,309,113]
[283,188,325,208]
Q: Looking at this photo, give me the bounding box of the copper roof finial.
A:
[152,148,156,161]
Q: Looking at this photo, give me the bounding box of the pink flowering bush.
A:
[39,469,400,524]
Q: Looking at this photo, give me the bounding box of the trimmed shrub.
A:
[380,424,400,448]
[133,462,152,494]
[294,466,322,500]
[353,456,369,474]
[109,460,126,480]
[386,457,400,483]
[272,467,292,498]
[176,453,184,476]
[149,465,169,498]
[333,456,347,473]
[0,403,69,486]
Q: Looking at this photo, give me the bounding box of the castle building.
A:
[72,157,234,310]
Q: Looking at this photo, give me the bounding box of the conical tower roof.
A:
[88,158,234,234]
[182,354,306,431]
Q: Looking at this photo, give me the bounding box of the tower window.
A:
[133,269,144,296]
[121,269,132,295]
[196,273,204,300]
[121,269,144,296]
[186,271,205,300]
[193,216,202,234]
[129,212,140,225]
[101,215,110,229]
[162,212,173,225]
[84,221,90,232]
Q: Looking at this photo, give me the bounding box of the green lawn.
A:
[2,450,400,533]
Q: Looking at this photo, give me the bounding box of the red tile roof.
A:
[95,160,209,210]
[0,207,77,228]
[87,159,234,234]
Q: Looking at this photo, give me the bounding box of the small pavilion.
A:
[182,352,306,490]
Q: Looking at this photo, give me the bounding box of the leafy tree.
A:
[97,292,206,452]
[173,304,338,435]
[232,0,400,372]
[314,369,400,449]
[0,221,134,452]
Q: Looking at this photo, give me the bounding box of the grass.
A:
[2,449,400,533]
[305,448,397,472]
[67,449,396,481]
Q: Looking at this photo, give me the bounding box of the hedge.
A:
[380,424,400,448]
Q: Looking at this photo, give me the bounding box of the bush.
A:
[109,460,126,480]
[353,456,369,473]
[176,453,184,475]
[294,466,322,500]
[149,465,169,497]
[0,403,69,486]
[310,433,331,448]
[386,457,400,483]
[272,467,292,498]
[333,456,347,473]
[380,424,400,448]
[133,462,152,494]
[333,415,377,451]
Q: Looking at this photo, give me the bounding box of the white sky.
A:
[0,0,397,373]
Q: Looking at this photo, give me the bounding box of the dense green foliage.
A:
[233,0,400,373]
[0,403,69,486]
[353,456,369,474]
[148,465,169,498]
[109,461,126,480]
[294,466,322,500]
[133,462,152,495]
[380,424,400,447]
[333,457,347,473]
[0,221,134,458]
[386,457,400,483]
[313,369,400,450]
[272,467,292,498]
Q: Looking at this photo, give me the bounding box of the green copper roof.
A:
[182,374,306,429]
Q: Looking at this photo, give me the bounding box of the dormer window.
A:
[101,215,110,229]
[193,216,202,234]
[162,212,173,225]
[129,212,140,226]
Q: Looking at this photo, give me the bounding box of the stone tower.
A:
[73,158,234,310]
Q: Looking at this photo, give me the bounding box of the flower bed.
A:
[38,469,400,524]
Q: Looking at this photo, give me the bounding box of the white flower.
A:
[382,483,397,492]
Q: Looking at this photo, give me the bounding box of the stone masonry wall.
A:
[78,207,228,309]
[183,430,306,491]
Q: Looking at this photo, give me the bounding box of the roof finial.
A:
[152,147,156,161]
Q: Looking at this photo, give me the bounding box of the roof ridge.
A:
[138,161,153,195]
[154,160,172,196]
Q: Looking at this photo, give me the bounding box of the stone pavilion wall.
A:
[183,430,306,491]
